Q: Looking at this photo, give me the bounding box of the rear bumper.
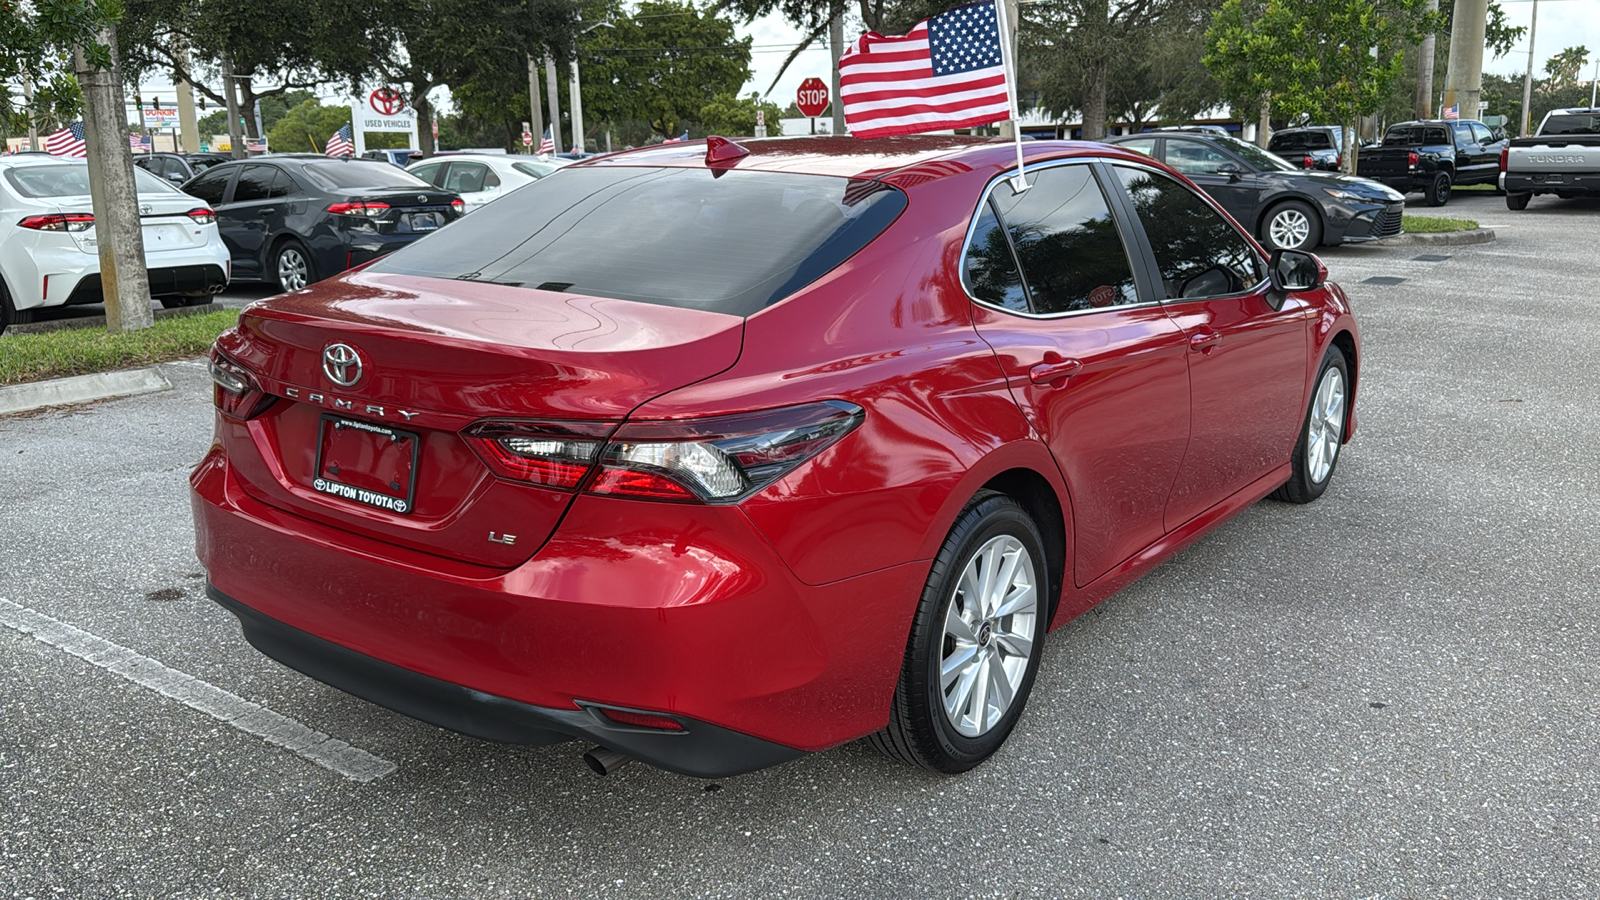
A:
[65,264,228,305]
[1504,171,1600,195]
[190,444,921,774]
[208,585,803,777]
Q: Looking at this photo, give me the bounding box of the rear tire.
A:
[1423,171,1453,207]
[869,492,1048,773]
[1506,192,1531,210]
[1272,347,1350,504]
[1,279,33,335]
[272,240,316,292]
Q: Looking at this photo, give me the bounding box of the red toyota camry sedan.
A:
[192,136,1359,778]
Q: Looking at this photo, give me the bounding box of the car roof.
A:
[0,156,85,168]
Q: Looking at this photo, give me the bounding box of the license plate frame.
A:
[311,414,421,515]
[408,211,441,232]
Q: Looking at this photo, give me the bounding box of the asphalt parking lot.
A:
[2,189,1597,898]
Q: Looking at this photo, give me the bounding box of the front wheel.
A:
[1423,171,1453,207]
[869,493,1048,773]
[1261,200,1323,252]
[1273,348,1350,504]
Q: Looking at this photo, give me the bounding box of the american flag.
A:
[1442,104,1459,120]
[325,124,354,157]
[839,1,1011,139]
[246,137,269,153]
[46,122,88,158]
[539,126,554,153]
[129,134,152,152]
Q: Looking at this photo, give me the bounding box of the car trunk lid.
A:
[215,271,746,566]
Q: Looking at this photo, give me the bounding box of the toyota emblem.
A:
[322,343,363,387]
[418,195,428,203]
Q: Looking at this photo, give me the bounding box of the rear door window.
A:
[369,167,907,317]
[185,168,232,205]
[232,166,280,202]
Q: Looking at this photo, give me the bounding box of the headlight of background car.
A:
[1322,188,1368,201]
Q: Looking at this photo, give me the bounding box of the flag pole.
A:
[993,0,1028,192]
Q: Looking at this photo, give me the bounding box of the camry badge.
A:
[322,343,363,387]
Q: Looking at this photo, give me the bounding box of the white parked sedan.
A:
[1,156,231,333]
[406,154,569,213]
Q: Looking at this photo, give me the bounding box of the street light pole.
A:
[526,55,545,156]
[569,21,613,155]
[544,50,561,152]
[1520,0,1538,136]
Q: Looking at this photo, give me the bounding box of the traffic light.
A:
[136,96,144,111]
[198,96,207,111]
[152,97,161,110]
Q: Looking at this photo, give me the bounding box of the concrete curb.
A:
[1372,228,1497,247]
[0,366,171,416]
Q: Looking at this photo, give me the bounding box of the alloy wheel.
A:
[1306,365,1346,484]
[940,534,1038,737]
[1269,209,1312,250]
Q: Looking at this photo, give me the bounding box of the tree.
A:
[698,92,785,136]
[1206,0,1439,169]
[1544,46,1590,92]
[1,0,115,130]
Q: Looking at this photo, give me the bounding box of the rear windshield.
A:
[1540,114,1600,135]
[300,161,432,191]
[369,167,908,317]
[5,164,178,197]
[188,157,224,172]
[1384,126,1449,145]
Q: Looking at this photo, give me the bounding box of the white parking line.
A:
[0,598,396,783]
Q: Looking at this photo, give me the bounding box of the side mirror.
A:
[167,172,186,183]
[1218,163,1243,182]
[1269,249,1326,292]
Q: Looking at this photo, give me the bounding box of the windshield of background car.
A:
[5,164,180,197]
[1215,135,1299,172]
[300,161,432,191]
[368,167,908,317]
[1540,114,1600,135]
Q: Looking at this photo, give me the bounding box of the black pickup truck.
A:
[1356,119,1507,207]
[1502,108,1600,209]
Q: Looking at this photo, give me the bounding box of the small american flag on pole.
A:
[1442,104,1459,120]
[46,122,88,158]
[839,1,1012,139]
[129,134,152,152]
[539,126,555,153]
[325,124,354,157]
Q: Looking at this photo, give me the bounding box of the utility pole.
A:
[1519,0,1539,136]
[830,11,845,135]
[175,37,200,152]
[569,57,585,152]
[544,50,562,151]
[1443,0,1488,123]
[74,25,153,333]
[1417,0,1439,118]
[22,75,40,151]
[222,53,245,159]
[526,55,545,155]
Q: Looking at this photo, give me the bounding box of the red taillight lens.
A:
[208,347,273,420]
[1303,155,1314,168]
[450,198,464,213]
[1335,154,1342,167]
[589,401,864,503]
[1408,151,1420,167]
[1500,146,1509,171]
[463,421,614,491]
[325,201,391,217]
[19,213,95,232]
[186,207,217,225]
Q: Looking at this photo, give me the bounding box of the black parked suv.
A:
[1105,131,1406,251]
[133,152,232,185]
[1356,119,1505,206]
[1269,127,1345,171]
[180,155,463,291]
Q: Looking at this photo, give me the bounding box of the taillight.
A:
[1302,155,1314,169]
[463,421,614,491]
[18,213,95,232]
[464,401,864,503]
[1408,151,1419,167]
[325,201,391,217]
[1335,154,1342,167]
[450,198,464,213]
[186,207,217,225]
[208,347,274,420]
[1500,146,1509,171]
[589,401,864,503]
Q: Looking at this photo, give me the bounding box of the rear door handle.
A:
[1028,359,1082,384]
[1189,330,1222,353]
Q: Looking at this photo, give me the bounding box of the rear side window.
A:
[1112,165,1263,300]
[185,168,231,205]
[369,167,907,317]
[982,164,1139,315]
[962,202,1028,312]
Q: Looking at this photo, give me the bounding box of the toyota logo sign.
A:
[323,343,363,387]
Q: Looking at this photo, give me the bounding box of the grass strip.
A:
[1403,214,1480,233]
[0,309,238,386]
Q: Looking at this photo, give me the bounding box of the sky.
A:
[1479,0,1600,82]
[737,11,838,110]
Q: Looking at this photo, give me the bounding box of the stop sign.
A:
[522,131,534,147]
[797,78,830,118]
